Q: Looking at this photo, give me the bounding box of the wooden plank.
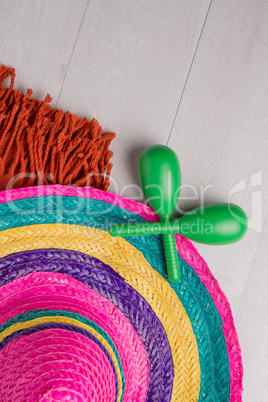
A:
[0,0,88,104]
[168,0,268,301]
[235,216,268,402]
[167,1,268,399]
[56,0,211,194]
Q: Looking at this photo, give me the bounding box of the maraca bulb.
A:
[178,203,248,244]
[138,145,181,219]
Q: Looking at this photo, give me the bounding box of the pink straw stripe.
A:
[0,329,115,401]
[0,271,149,401]
[0,184,243,401]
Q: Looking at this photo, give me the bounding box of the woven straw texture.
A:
[0,185,243,401]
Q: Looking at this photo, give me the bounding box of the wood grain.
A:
[235,215,268,402]
[0,0,88,103]
[55,0,211,194]
[167,1,268,399]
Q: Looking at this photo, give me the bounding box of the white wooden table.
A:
[1,1,267,400]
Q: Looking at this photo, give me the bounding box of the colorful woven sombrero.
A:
[0,184,243,401]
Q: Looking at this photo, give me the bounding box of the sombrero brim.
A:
[0,185,243,401]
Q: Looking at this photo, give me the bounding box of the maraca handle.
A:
[162,233,181,283]
[109,221,180,237]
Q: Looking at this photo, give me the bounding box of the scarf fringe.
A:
[0,65,116,191]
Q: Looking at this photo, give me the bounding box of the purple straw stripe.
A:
[0,322,119,402]
[0,248,174,402]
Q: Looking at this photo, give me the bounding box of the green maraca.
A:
[178,203,247,244]
[110,144,182,282]
[137,145,181,282]
[110,203,247,243]
[109,145,248,283]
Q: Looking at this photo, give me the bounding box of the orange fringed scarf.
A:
[0,65,116,191]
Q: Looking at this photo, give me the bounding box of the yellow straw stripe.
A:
[0,224,200,401]
[0,316,123,401]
